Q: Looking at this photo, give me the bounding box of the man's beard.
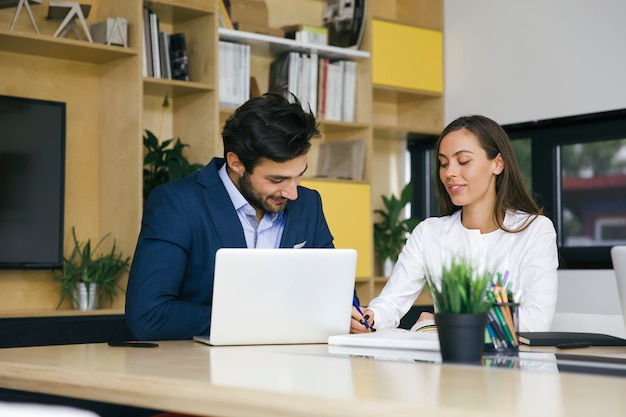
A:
[238,172,287,214]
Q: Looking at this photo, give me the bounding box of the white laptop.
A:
[611,245,626,330]
[193,248,357,346]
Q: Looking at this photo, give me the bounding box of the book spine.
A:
[298,53,309,111]
[141,18,148,77]
[142,8,153,77]
[158,32,172,80]
[317,57,329,119]
[218,41,227,107]
[149,11,161,79]
[308,52,318,115]
[342,61,357,122]
[325,60,343,122]
[287,51,300,101]
[225,42,236,107]
[244,44,250,102]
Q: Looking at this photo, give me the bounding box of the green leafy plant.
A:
[52,227,130,309]
[143,129,204,203]
[426,257,493,314]
[373,182,420,263]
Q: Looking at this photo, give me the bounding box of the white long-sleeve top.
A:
[368,210,558,332]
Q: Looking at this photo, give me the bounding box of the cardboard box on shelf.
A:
[230,0,269,27]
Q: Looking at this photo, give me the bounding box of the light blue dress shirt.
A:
[218,163,285,248]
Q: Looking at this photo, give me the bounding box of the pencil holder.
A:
[484,302,519,353]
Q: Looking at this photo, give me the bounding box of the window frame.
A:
[504,109,626,269]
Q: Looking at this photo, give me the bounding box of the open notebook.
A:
[518,246,626,347]
[328,329,440,351]
[194,248,357,346]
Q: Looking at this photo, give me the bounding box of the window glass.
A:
[561,138,626,247]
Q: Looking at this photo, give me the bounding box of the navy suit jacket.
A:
[125,158,335,340]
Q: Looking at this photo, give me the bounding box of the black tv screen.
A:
[0,95,65,269]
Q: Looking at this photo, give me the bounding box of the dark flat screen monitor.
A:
[0,95,66,269]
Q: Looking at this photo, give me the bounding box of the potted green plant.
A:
[426,257,493,363]
[373,182,419,276]
[52,228,130,310]
[143,129,204,203]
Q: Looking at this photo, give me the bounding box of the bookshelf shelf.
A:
[218,28,370,60]
[0,29,137,63]
[144,77,214,98]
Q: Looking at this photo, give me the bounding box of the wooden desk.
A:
[0,341,624,417]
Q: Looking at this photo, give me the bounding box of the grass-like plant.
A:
[52,227,130,309]
[426,257,493,314]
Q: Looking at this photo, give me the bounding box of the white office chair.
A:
[0,401,99,416]
[550,269,626,338]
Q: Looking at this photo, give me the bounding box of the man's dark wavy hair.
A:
[222,92,320,172]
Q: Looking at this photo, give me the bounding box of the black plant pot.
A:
[435,313,488,364]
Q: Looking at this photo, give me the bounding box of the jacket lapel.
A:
[197,158,247,248]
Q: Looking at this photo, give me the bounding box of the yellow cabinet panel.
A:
[301,180,372,278]
[372,19,443,93]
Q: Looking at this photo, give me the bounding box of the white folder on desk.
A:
[328,329,440,351]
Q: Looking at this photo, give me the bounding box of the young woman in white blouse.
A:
[352,115,558,333]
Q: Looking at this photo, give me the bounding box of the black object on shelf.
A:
[169,33,190,81]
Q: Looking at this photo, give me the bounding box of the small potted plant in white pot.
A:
[426,257,493,363]
[52,227,130,310]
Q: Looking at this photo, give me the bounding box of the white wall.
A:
[444,0,626,125]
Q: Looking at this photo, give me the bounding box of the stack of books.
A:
[218,41,250,108]
[142,8,189,81]
[269,52,357,122]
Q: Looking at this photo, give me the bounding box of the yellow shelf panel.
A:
[372,19,443,93]
[300,180,372,278]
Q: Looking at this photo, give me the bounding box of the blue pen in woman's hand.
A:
[353,297,371,331]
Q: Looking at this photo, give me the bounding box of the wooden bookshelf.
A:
[0,0,443,312]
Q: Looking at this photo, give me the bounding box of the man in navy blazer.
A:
[125,93,337,340]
